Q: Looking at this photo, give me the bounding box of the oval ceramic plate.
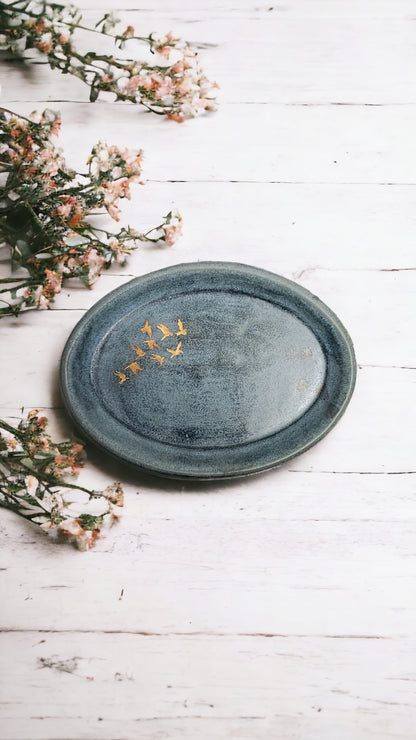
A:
[60,262,356,479]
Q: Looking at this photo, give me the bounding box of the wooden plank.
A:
[0,454,415,635]
[297,269,415,369]
[0,266,413,381]
[1,511,416,633]
[2,101,415,185]
[1,632,416,740]
[1,181,414,272]
[2,15,416,104]
[76,0,416,18]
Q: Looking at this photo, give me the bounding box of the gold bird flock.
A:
[115,319,187,385]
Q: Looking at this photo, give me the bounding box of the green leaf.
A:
[78,513,104,530]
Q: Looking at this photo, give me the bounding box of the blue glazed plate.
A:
[60,262,356,479]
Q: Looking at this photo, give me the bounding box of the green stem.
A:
[142,220,167,237]
[0,417,27,439]
[17,459,100,497]
[0,105,42,126]
[0,483,51,517]
[1,2,150,44]
[0,498,38,521]
[1,179,94,204]
[63,21,149,45]
[0,281,36,294]
[0,302,35,315]
[0,296,20,313]
[67,48,133,72]
[0,277,33,284]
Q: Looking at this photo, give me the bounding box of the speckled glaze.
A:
[60,262,356,479]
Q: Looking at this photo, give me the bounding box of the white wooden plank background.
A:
[0,1,415,738]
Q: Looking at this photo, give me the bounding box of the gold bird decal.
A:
[150,353,165,367]
[157,323,174,341]
[145,339,159,350]
[131,344,146,358]
[126,361,143,375]
[176,319,187,337]
[115,370,128,385]
[140,319,152,337]
[167,341,183,358]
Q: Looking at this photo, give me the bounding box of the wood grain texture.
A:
[1,633,416,740]
[2,13,416,104]
[0,0,415,738]
[1,181,414,271]
[2,101,416,185]
[1,462,416,635]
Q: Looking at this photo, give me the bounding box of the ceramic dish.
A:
[60,262,356,479]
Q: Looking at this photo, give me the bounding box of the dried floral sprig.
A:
[0,410,124,550]
[0,106,183,315]
[0,1,218,120]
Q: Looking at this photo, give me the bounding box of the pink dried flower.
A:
[122,25,135,39]
[0,107,182,317]
[0,411,125,550]
[163,211,183,246]
[36,31,53,53]
[154,76,173,100]
[0,3,218,121]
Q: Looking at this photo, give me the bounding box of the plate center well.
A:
[92,290,326,448]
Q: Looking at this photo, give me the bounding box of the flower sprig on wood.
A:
[0,410,124,550]
[0,1,218,120]
[0,107,183,315]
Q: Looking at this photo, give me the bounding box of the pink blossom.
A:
[158,46,171,60]
[36,32,53,53]
[117,75,141,95]
[59,518,84,537]
[50,116,61,136]
[107,203,121,221]
[127,75,142,92]
[122,25,135,39]
[167,113,185,123]
[163,220,183,246]
[110,166,123,179]
[39,147,53,161]
[57,202,72,218]
[195,97,211,109]
[86,248,106,281]
[139,75,154,91]
[26,475,39,496]
[178,77,193,96]
[171,60,185,75]
[44,269,62,294]
[45,269,62,293]
[154,77,173,100]
[32,285,50,309]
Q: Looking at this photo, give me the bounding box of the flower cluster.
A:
[0,410,124,550]
[0,1,218,120]
[115,31,219,121]
[0,107,182,315]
